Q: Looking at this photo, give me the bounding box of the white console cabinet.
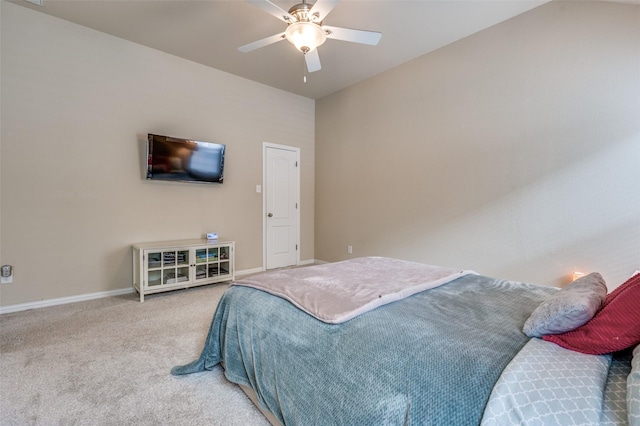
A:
[132,239,234,302]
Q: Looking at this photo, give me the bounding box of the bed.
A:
[172,257,640,425]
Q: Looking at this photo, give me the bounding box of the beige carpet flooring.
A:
[0,284,270,425]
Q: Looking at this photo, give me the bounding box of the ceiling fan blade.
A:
[238,32,286,53]
[305,49,322,73]
[308,0,340,22]
[246,0,296,23]
[323,25,382,45]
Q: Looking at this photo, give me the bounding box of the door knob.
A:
[267,213,273,217]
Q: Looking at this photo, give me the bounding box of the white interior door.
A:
[264,143,299,270]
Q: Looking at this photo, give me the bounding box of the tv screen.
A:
[146,134,225,184]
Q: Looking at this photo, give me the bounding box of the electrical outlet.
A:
[1,265,13,284]
[347,245,353,254]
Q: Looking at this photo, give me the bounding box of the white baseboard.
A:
[235,267,264,277]
[0,287,135,315]
[0,261,324,315]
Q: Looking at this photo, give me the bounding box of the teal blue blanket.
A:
[172,274,555,425]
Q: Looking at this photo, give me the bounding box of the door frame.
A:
[262,142,301,270]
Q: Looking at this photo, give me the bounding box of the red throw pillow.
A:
[543,273,640,355]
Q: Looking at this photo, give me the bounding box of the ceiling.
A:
[9,0,558,99]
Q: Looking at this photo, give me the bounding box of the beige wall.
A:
[0,1,315,306]
[316,1,640,289]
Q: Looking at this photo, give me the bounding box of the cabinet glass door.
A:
[194,246,230,281]
[147,249,189,286]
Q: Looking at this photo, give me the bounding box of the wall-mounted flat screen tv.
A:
[146,134,225,184]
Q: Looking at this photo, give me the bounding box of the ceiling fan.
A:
[239,0,382,74]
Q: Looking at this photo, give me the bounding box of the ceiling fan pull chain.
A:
[303,54,308,83]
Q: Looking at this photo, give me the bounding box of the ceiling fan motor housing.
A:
[287,2,321,23]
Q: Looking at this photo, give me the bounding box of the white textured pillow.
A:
[629,345,640,426]
[523,272,607,338]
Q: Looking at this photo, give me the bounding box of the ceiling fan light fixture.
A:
[285,22,326,53]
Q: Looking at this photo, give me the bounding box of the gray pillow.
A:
[523,272,607,338]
